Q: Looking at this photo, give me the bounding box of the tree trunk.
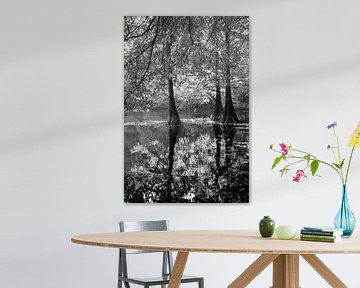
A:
[168,77,180,125]
[221,30,240,124]
[166,31,180,125]
[223,124,237,165]
[213,124,222,187]
[211,52,223,121]
[165,124,180,202]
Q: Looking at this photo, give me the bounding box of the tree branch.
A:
[203,17,220,48]
[134,17,161,88]
[124,16,149,40]
[187,16,194,45]
[124,17,156,42]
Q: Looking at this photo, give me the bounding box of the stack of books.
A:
[300,226,344,243]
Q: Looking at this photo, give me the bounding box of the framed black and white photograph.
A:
[124,16,249,203]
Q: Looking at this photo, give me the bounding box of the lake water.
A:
[124,110,249,203]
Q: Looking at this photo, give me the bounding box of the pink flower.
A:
[293,170,306,182]
[279,143,289,155]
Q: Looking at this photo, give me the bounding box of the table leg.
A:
[228,254,279,288]
[272,254,299,288]
[301,254,347,288]
[228,253,348,288]
[168,252,189,288]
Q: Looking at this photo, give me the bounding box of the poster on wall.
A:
[124,16,249,203]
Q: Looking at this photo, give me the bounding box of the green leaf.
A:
[271,156,282,170]
[304,154,311,164]
[339,159,345,169]
[332,162,341,169]
[269,144,274,149]
[310,160,319,176]
[332,159,345,169]
[280,167,290,177]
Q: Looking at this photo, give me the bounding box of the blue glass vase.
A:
[334,185,356,237]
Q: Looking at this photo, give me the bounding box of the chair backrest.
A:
[119,220,169,254]
[118,220,173,283]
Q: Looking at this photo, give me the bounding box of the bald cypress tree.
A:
[221,28,240,124]
[211,51,223,121]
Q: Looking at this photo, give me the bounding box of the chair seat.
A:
[119,274,203,286]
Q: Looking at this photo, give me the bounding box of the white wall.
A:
[1,0,360,287]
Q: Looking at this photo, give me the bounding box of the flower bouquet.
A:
[270,122,360,237]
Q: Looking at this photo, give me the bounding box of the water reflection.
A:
[124,112,249,203]
[165,124,180,202]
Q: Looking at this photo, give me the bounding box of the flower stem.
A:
[285,159,305,168]
[330,148,338,164]
[291,148,317,159]
[345,130,360,185]
[332,128,345,182]
[333,128,342,164]
[270,147,343,181]
[285,154,344,182]
[284,147,344,183]
[345,146,356,185]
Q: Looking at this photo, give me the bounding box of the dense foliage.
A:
[124,16,249,114]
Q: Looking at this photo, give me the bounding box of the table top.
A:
[71,230,360,254]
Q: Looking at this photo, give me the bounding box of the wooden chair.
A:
[118,220,204,288]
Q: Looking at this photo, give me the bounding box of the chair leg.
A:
[118,279,130,288]
[118,249,122,288]
[199,278,204,288]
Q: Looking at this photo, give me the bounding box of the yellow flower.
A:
[349,122,360,147]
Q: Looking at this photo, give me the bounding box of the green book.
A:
[303,226,343,233]
[300,234,340,240]
[300,236,342,243]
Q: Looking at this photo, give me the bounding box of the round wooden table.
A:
[72,230,360,288]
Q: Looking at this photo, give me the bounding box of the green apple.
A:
[275,225,297,240]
